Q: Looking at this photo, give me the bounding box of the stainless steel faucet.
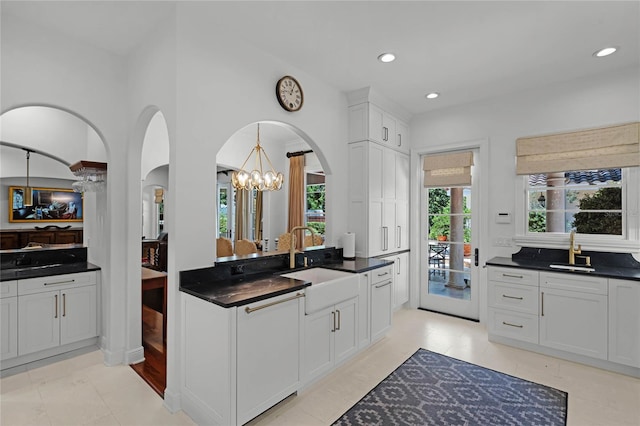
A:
[289,226,319,268]
[569,230,581,265]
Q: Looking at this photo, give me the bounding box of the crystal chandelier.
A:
[69,160,107,193]
[231,123,284,191]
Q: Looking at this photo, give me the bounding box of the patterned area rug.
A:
[333,349,567,426]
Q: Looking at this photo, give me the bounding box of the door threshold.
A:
[418,307,479,322]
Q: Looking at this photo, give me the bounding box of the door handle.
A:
[474,248,479,267]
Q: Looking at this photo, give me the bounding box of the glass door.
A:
[420,156,479,320]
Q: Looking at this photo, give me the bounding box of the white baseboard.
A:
[163,387,182,413]
[124,346,145,365]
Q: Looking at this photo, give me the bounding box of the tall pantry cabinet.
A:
[347,88,411,308]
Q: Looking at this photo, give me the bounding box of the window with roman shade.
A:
[514,122,640,243]
[423,151,474,187]
[516,122,639,175]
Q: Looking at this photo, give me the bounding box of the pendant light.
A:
[231,123,284,191]
[23,149,34,206]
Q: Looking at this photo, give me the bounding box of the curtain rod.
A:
[286,149,313,158]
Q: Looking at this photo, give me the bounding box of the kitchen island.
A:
[179,247,392,425]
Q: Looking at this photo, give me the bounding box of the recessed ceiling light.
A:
[425,92,439,99]
[377,53,396,63]
[593,46,618,57]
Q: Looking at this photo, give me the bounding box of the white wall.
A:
[409,65,640,320]
[1,12,128,365]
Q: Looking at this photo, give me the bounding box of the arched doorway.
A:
[132,110,170,397]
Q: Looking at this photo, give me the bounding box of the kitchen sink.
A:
[281,267,359,314]
[549,264,595,272]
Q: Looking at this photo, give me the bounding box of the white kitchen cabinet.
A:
[381,252,409,309]
[1,281,18,361]
[17,271,98,357]
[303,296,358,384]
[487,267,540,344]
[357,272,370,350]
[608,279,640,368]
[236,292,303,425]
[349,141,410,257]
[539,272,607,360]
[350,102,398,147]
[396,119,409,150]
[394,252,409,308]
[370,265,393,342]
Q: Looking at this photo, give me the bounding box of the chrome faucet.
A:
[289,226,319,268]
[569,230,581,265]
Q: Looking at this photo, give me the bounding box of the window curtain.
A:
[516,122,640,175]
[254,190,263,242]
[287,155,305,249]
[423,151,474,187]
[234,189,248,242]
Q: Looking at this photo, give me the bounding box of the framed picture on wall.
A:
[9,186,83,223]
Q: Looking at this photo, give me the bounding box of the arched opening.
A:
[133,110,170,397]
[216,120,331,258]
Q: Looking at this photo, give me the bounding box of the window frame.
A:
[514,166,639,252]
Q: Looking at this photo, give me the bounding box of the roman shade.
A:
[423,151,474,187]
[516,122,640,175]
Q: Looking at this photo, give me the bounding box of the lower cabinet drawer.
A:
[488,281,538,315]
[488,308,539,344]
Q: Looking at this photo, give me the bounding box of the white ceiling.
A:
[3,1,639,116]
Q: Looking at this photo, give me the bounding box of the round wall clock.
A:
[276,75,304,112]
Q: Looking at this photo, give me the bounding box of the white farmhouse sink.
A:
[549,264,595,272]
[281,268,359,314]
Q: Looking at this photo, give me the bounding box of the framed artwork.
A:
[9,186,83,223]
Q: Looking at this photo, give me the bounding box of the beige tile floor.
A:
[2,308,639,425]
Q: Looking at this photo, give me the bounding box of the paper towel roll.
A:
[343,232,355,259]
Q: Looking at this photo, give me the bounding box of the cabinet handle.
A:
[45,279,75,286]
[54,294,58,319]
[244,292,304,314]
[398,133,401,147]
[331,311,336,332]
[502,294,523,300]
[382,126,388,141]
[541,292,544,316]
[397,258,400,275]
[336,309,341,331]
[502,274,523,279]
[397,226,401,248]
[377,271,389,277]
[375,280,392,289]
[63,293,66,317]
[502,321,523,329]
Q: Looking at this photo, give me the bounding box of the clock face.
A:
[276,76,303,111]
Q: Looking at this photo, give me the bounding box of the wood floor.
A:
[131,304,166,397]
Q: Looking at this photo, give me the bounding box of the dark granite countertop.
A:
[180,247,395,308]
[486,256,640,282]
[322,257,394,273]
[1,262,101,282]
[180,272,311,308]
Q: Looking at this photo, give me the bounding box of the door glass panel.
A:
[427,187,471,301]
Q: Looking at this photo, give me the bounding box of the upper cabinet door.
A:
[396,120,409,151]
[368,104,385,144]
